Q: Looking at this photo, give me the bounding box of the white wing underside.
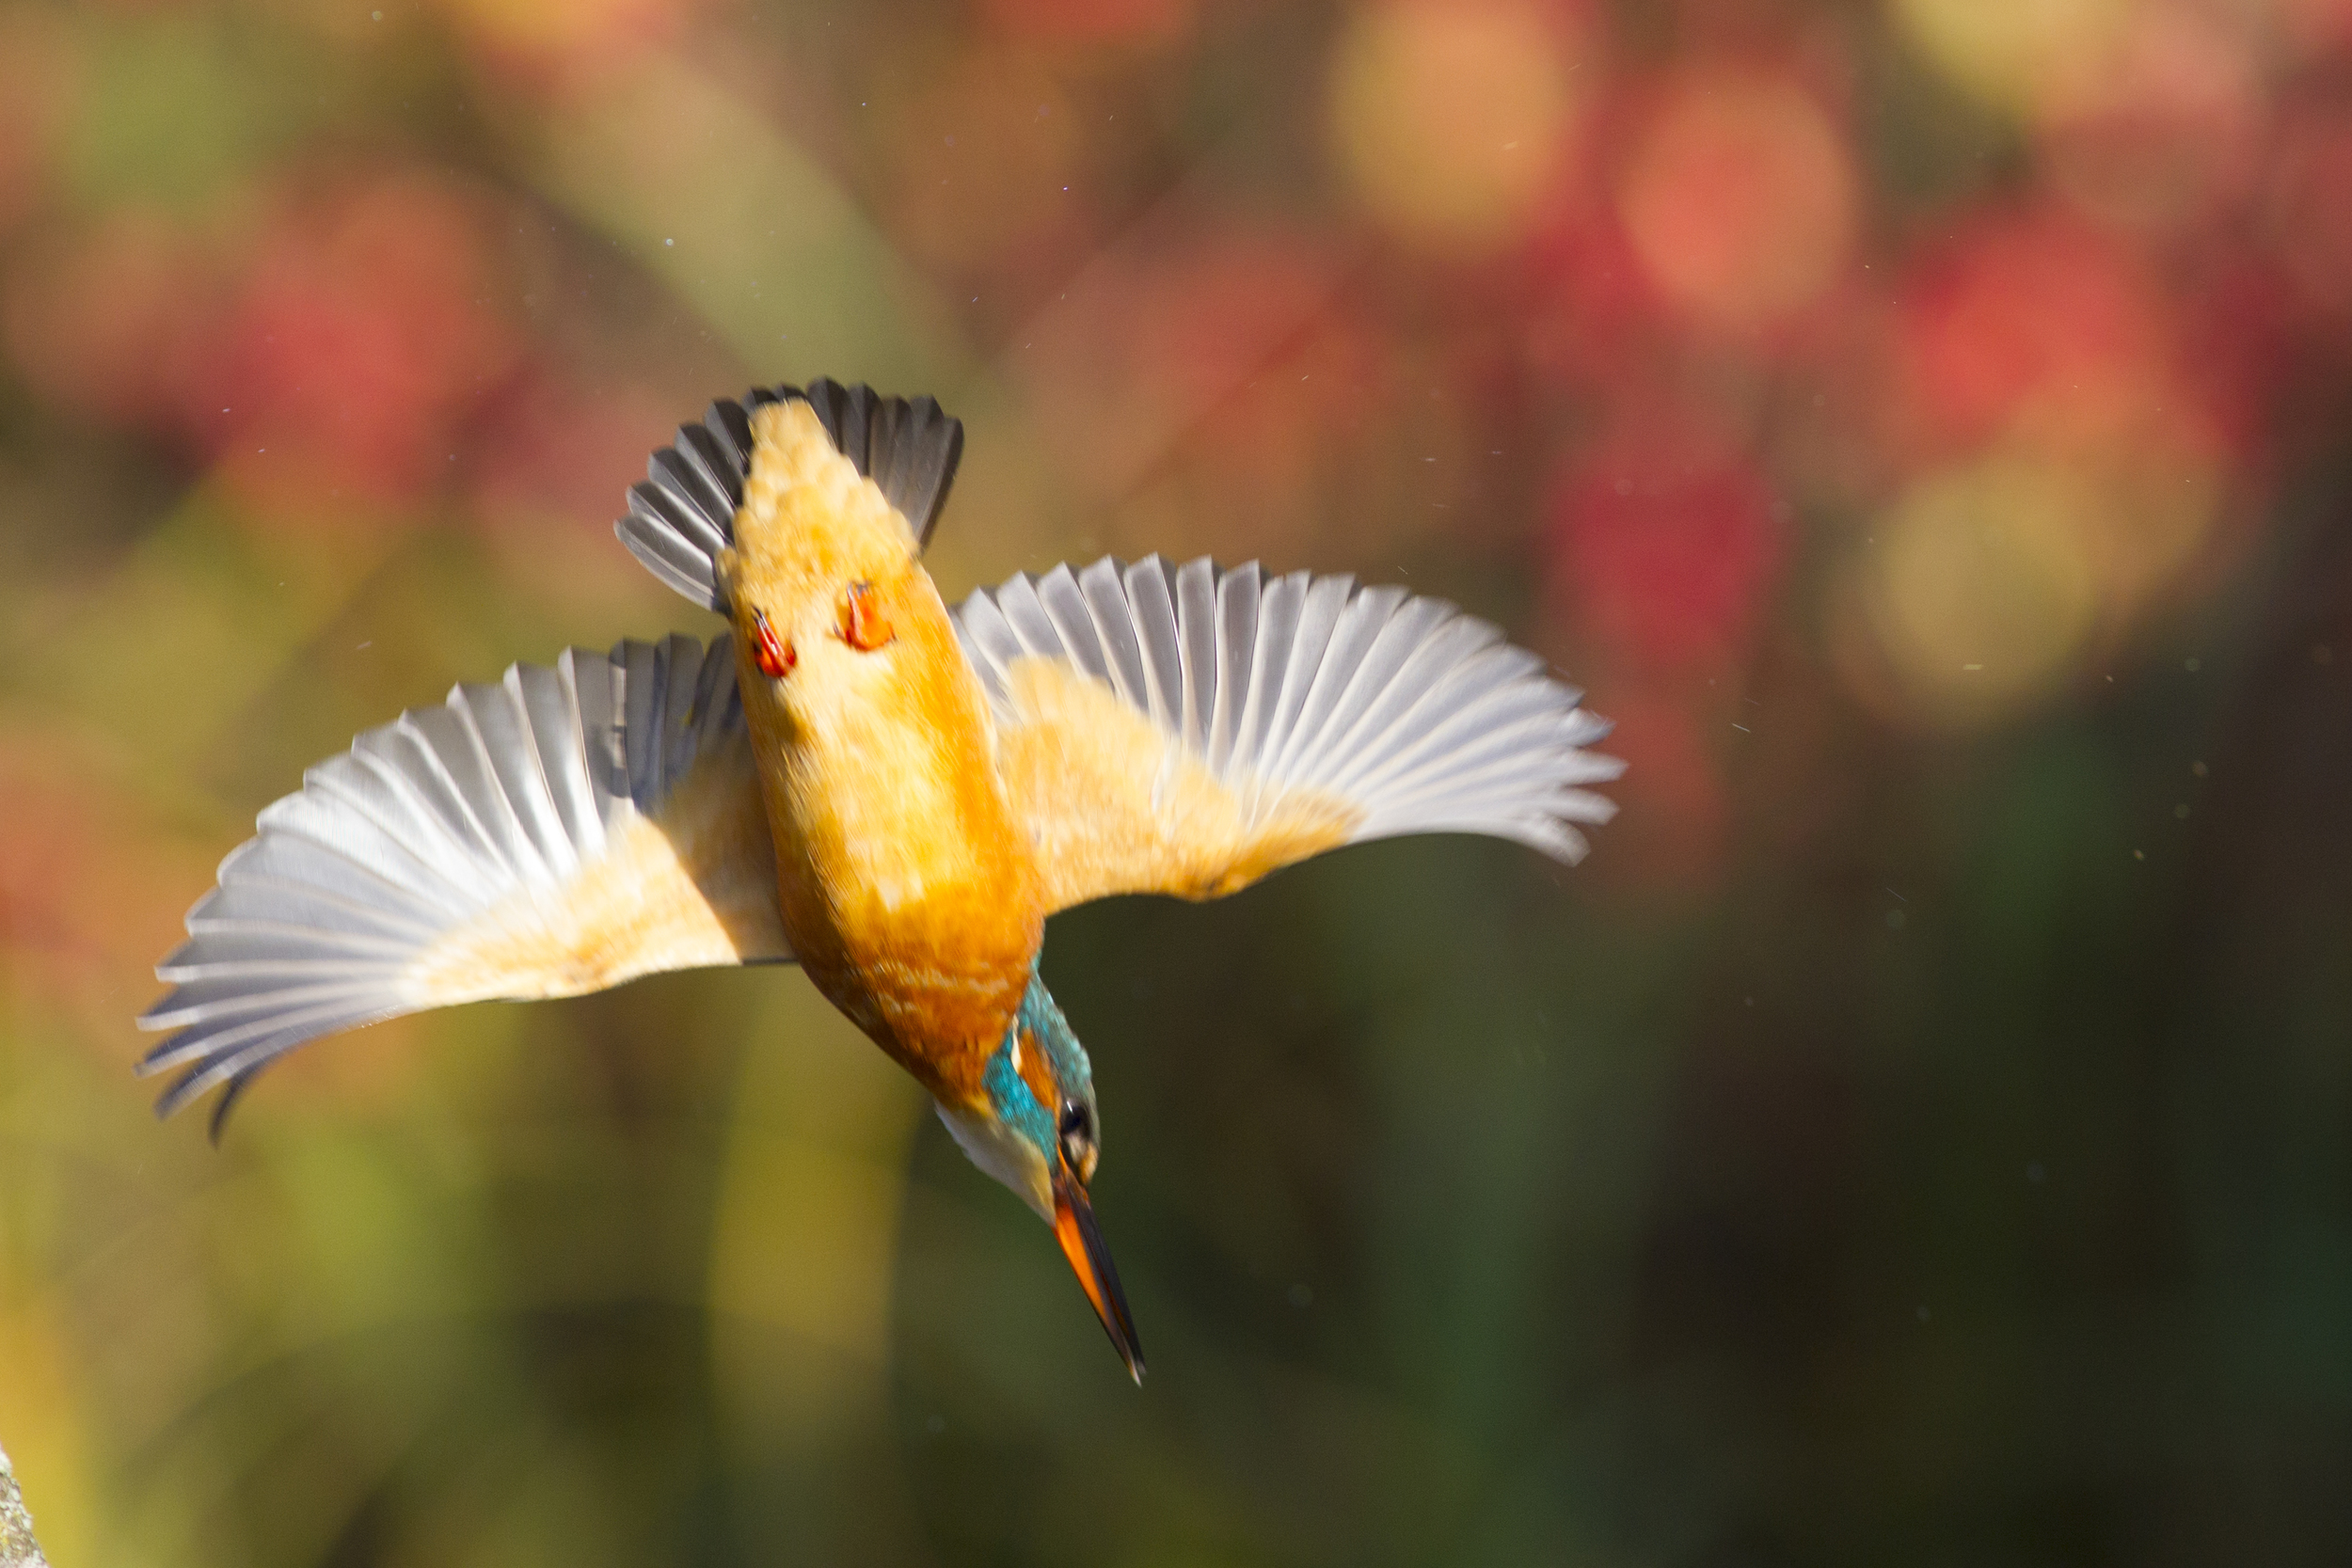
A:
[141,554,1618,1127]
[139,636,787,1132]
[952,555,1622,911]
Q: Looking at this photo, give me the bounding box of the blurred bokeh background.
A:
[3,0,2349,1562]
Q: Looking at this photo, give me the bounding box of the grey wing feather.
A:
[1122,558,1184,735]
[1207,565,1258,776]
[954,555,1623,874]
[614,380,966,611]
[1078,557,1152,711]
[139,635,768,1133]
[1033,564,1111,686]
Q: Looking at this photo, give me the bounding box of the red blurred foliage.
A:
[1575,686,1727,892]
[0,753,105,976]
[5,169,520,525]
[881,43,1094,278]
[1614,68,1857,333]
[2040,2,2265,233]
[981,0,1192,48]
[1519,208,1664,388]
[1894,208,2177,457]
[469,370,675,531]
[1147,240,1383,487]
[1025,226,1379,506]
[1127,237,1342,414]
[0,741,204,1044]
[437,0,696,88]
[0,730,429,1098]
[2173,246,2297,460]
[193,172,520,520]
[2266,102,2352,325]
[467,369,692,602]
[1767,277,1911,511]
[0,10,71,234]
[2280,0,2352,57]
[1549,415,1787,677]
[3,210,223,429]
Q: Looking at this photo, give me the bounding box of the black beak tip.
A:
[1056,1171,1148,1385]
[1109,1307,1147,1385]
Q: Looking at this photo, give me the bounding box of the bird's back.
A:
[721,399,1043,1103]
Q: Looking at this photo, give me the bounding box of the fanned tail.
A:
[616,380,964,612]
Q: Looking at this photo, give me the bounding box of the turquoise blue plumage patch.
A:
[1018,971,1091,1102]
[983,969,1092,1156]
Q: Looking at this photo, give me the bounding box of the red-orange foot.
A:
[752,608,796,677]
[839,580,895,651]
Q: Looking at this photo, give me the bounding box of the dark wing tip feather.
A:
[208,1074,254,1144]
[899,397,965,548]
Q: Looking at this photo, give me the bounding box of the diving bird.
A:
[138,381,1622,1379]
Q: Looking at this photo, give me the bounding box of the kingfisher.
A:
[139,381,1622,1380]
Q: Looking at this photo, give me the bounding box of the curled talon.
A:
[752,608,796,677]
[839,579,895,651]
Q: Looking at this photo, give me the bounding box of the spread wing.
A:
[952,556,1622,913]
[616,378,964,611]
[138,635,787,1132]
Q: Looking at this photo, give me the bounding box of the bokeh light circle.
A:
[1616,71,1857,332]
[1848,453,2106,728]
[1893,0,2133,119]
[1327,0,1581,250]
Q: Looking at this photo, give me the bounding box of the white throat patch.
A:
[936,1101,1054,1221]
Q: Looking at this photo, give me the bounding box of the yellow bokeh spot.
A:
[1892,0,2135,119]
[0,1300,89,1568]
[1851,454,2106,727]
[1327,0,1579,249]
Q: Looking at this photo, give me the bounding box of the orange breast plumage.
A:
[720,397,1045,1103]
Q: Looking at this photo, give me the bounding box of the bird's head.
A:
[937,972,1145,1381]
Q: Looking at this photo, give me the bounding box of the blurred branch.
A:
[0,1440,48,1568]
[496,49,972,396]
[1001,174,1372,509]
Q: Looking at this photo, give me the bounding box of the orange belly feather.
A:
[721,400,1044,1105]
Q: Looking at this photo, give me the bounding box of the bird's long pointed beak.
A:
[1052,1167,1146,1383]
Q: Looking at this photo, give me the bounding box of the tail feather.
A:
[615,381,965,612]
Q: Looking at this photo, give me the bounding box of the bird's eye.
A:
[1057,1100,1097,1181]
